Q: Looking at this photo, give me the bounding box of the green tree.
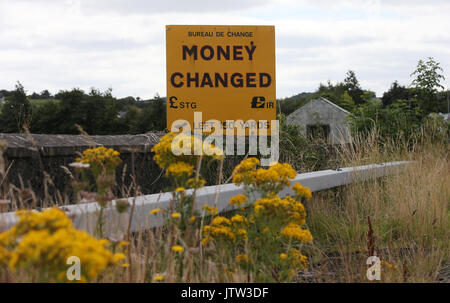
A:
[82,88,120,135]
[0,82,32,132]
[30,101,62,133]
[411,57,445,93]
[58,88,86,134]
[343,70,365,106]
[339,91,355,112]
[382,81,412,108]
[40,89,52,99]
[410,57,446,114]
[149,94,166,131]
[123,106,142,134]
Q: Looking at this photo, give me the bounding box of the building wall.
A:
[286,98,351,144]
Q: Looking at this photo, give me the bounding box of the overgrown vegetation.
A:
[0,123,447,282]
[1,58,448,139]
[303,128,449,282]
[0,57,448,282]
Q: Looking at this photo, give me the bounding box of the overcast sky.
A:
[0,0,449,99]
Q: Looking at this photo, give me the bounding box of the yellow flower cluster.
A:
[202,212,251,245]
[76,146,121,171]
[13,208,73,235]
[171,212,181,219]
[233,159,298,194]
[152,132,224,170]
[202,215,248,245]
[236,228,248,240]
[229,194,248,207]
[287,248,308,270]
[292,183,312,200]
[149,208,161,215]
[381,260,399,270]
[202,205,218,215]
[172,245,184,253]
[235,254,251,264]
[231,214,247,224]
[254,195,307,226]
[165,162,194,178]
[211,216,231,226]
[254,163,297,187]
[220,158,315,274]
[280,223,313,243]
[186,177,206,188]
[152,132,179,168]
[0,208,124,282]
[232,157,260,185]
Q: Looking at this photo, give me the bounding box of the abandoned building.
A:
[286,97,352,144]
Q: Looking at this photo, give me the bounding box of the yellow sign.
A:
[166,25,276,134]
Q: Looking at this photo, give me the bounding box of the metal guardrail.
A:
[0,161,410,237]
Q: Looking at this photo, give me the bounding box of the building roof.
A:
[286,97,351,120]
[300,97,351,115]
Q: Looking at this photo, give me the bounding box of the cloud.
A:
[10,0,270,14]
[0,0,449,99]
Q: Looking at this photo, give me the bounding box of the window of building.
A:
[306,124,330,141]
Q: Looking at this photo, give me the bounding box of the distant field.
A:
[29,99,60,107]
[0,99,60,114]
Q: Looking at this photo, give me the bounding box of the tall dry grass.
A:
[0,127,448,282]
[110,129,448,282]
[303,129,449,282]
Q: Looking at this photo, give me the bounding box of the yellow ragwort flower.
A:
[201,237,213,246]
[149,208,161,215]
[172,245,184,253]
[289,248,308,269]
[229,194,248,207]
[236,228,248,240]
[202,205,218,215]
[113,253,126,262]
[76,146,122,170]
[292,183,312,200]
[171,212,181,219]
[118,241,130,247]
[281,223,313,243]
[211,216,231,226]
[0,208,126,282]
[235,254,251,264]
[231,214,246,224]
[165,162,194,178]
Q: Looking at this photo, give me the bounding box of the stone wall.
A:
[0,132,164,200]
[0,132,245,203]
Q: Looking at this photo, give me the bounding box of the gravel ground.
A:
[436,264,450,283]
[297,258,450,283]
